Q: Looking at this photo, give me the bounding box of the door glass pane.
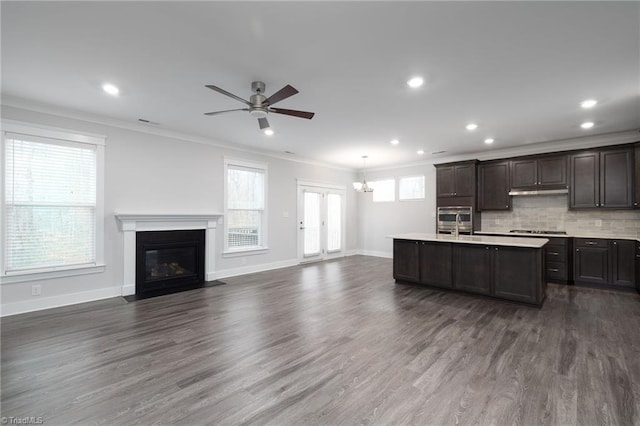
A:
[303,192,321,256]
[327,193,341,252]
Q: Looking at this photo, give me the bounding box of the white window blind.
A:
[371,179,395,202]
[226,164,266,250]
[4,133,97,272]
[399,175,425,200]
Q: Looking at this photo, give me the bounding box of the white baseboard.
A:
[122,284,135,296]
[345,249,359,257]
[1,286,122,317]
[215,258,299,280]
[355,250,393,259]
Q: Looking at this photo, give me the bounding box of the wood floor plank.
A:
[2,255,640,425]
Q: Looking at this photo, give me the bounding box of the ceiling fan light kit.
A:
[204,81,315,131]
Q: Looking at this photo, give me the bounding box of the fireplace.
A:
[136,230,205,296]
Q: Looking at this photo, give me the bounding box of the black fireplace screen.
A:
[145,246,196,281]
[136,230,205,295]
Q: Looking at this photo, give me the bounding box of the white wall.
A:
[0,105,358,315]
[357,164,437,258]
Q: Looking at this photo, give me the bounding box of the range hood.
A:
[508,188,569,196]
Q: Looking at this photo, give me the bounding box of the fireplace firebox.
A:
[136,230,205,297]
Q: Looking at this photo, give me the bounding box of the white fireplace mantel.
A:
[115,213,223,296]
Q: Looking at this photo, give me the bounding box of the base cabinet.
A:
[493,246,542,304]
[573,238,637,288]
[453,245,492,295]
[393,240,420,282]
[419,242,453,288]
[394,240,545,306]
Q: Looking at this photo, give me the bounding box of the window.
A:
[371,179,395,202]
[224,158,267,253]
[399,175,425,200]
[1,121,105,281]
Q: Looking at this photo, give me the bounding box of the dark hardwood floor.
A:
[2,255,640,425]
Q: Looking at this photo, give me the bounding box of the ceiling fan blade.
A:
[204,108,249,116]
[258,117,270,129]
[269,108,315,119]
[205,85,252,106]
[265,84,299,106]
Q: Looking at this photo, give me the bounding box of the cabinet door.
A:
[636,242,640,292]
[634,144,640,208]
[600,148,633,208]
[436,166,455,197]
[610,240,635,288]
[493,246,541,304]
[510,159,537,190]
[454,164,475,197]
[570,151,599,209]
[419,242,452,288]
[574,246,608,284]
[453,245,492,295]
[537,156,567,189]
[478,162,510,210]
[393,240,420,282]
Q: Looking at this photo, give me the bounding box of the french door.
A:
[297,183,345,263]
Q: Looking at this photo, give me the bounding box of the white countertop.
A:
[388,233,548,248]
[476,231,640,242]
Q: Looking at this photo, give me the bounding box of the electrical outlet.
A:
[595,219,602,227]
[495,219,501,225]
[31,285,42,296]
[282,211,289,218]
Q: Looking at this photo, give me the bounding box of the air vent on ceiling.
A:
[431,150,447,155]
[138,118,160,125]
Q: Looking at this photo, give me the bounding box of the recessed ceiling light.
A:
[484,138,494,144]
[264,128,274,136]
[581,99,597,109]
[580,121,594,129]
[407,77,424,88]
[390,139,400,146]
[466,123,478,131]
[417,149,425,155]
[102,83,119,95]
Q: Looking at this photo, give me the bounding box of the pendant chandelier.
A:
[354,155,374,192]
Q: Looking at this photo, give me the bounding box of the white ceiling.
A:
[2,2,639,169]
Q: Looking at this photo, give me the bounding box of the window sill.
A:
[222,247,269,258]
[1,264,106,284]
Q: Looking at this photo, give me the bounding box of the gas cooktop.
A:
[509,230,567,235]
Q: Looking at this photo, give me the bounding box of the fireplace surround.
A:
[116,214,223,296]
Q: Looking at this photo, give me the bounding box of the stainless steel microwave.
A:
[437,206,473,234]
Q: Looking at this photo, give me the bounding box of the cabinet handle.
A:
[548,268,559,272]
[576,249,580,252]
[613,242,617,245]
[548,252,559,255]
[585,242,597,245]
[495,247,498,251]
[505,205,509,208]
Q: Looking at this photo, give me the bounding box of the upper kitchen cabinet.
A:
[510,155,567,191]
[435,161,477,207]
[634,143,640,208]
[478,161,511,211]
[570,146,634,209]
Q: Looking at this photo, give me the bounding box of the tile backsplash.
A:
[481,195,640,238]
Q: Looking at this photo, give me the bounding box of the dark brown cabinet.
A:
[636,242,640,292]
[510,155,567,190]
[436,162,475,197]
[610,239,636,288]
[493,246,542,304]
[419,242,452,288]
[544,237,572,284]
[574,238,637,288]
[478,161,510,210]
[634,143,640,208]
[393,240,419,282]
[574,240,609,284]
[453,245,492,295]
[570,147,634,209]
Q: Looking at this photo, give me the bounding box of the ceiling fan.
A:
[204,81,315,130]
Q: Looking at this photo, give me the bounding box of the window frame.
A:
[370,178,396,203]
[398,174,426,201]
[223,157,269,257]
[0,120,106,284]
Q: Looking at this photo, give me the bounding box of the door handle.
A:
[299,227,305,230]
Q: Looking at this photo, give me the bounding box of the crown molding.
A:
[1,95,354,172]
[363,129,640,172]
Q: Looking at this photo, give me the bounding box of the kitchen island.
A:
[389,233,548,306]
